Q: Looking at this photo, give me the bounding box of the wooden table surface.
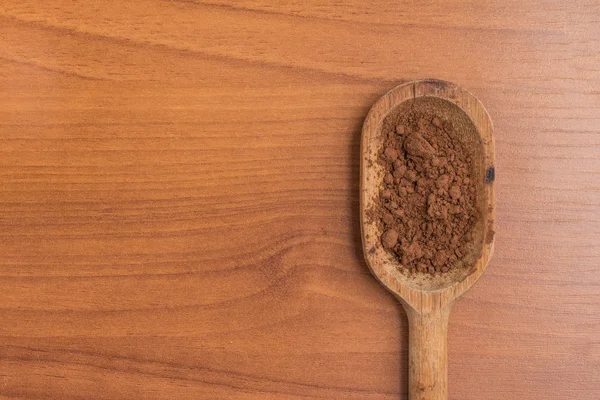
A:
[1,1,599,399]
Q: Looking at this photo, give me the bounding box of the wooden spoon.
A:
[360,79,495,400]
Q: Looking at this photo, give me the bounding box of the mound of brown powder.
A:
[374,106,479,275]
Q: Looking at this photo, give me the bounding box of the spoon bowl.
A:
[360,79,495,399]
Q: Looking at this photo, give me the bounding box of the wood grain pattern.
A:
[0,1,599,399]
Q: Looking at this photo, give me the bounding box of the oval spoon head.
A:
[360,79,495,312]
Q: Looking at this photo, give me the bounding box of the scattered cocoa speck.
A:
[405,170,417,182]
[449,185,461,200]
[427,205,435,217]
[393,163,407,178]
[382,213,394,225]
[384,147,399,161]
[404,240,422,262]
[439,206,448,218]
[381,229,399,248]
[436,174,450,189]
[404,132,436,159]
[423,249,433,259]
[427,193,436,205]
[486,224,495,244]
[434,250,448,267]
[393,209,405,218]
[396,124,406,135]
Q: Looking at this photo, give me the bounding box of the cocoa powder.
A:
[372,100,480,275]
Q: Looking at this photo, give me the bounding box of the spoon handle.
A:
[405,305,451,400]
